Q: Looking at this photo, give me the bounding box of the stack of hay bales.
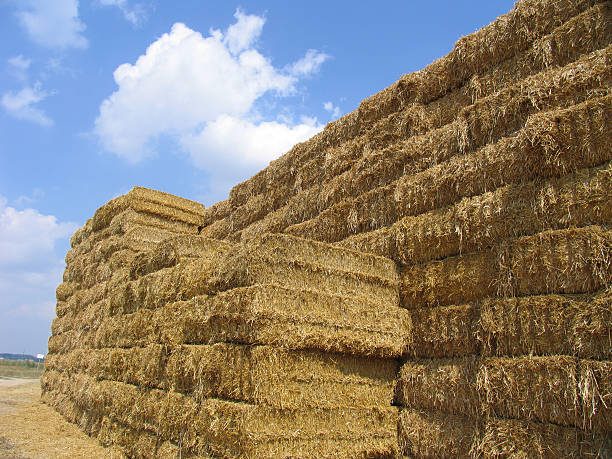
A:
[183,0,612,456]
[42,187,206,434]
[44,203,409,457]
[44,0,612,456]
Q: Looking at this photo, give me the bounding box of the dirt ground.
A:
[0,378,125,458]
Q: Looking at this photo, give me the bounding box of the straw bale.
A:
[479,288,612,360]
[98,417,160,459]
[476,416,611,458]
[47,343,397,410]
[400,249,498,309]
[109,258,220,315]
[214,234,399,305]
[55,299,72,319]
[65,249,138,290]
[395,356,480,417]
[400,225,612,309]
[56,280,107,319]
[199,199,232,228]
[579,359,612,434]
[466,2,612,100]
[65,225,175,271]
[56,281,77,302]
[78,283,409,358]
[46,345,166,388]
[66,209,199,267]
[410,0,600,104]
[166,343,397,409]
[91,186,205,232]
[51,298,108,336]
[129,235,233,280]
[406,303,479,359]
[478,355,581,427]
[239,233,397,280]
[398,408,480,458]
[199,191,285,240]
[296,94,612,246]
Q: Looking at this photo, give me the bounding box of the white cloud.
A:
[290,49,330,76]
[0,197,78,320]
[1,83,54,126]
[13,0,87,49]
[323,101,342,119]
[223,9,265,55]
[181,114,321,171]
[94,10,328,184]
[98,0,147,26]
[7,55,31,81]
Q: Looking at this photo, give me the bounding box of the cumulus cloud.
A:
[98,0,147,26]
[323,101,342,120]
[13,0,87,50]
[2,83,54,126]
[94,10,329,199]
[0,197,78,321]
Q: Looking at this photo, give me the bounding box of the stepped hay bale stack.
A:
[44,0,612,456]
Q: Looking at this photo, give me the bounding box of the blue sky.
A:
[0,0,515,355]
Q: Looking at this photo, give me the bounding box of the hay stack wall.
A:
[192,0,612,455]
[43,0,612,457]
[44,188,409,456]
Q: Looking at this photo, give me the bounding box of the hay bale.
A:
[98,417,160,459]
[166,343,397,409]
[579,359,612,434]
[90,186,205,232]
[395,356,480,417]
[46,345,166,388]
[56,282,77,302]
[398,408,480,458]
[475,416,611,458]
[406,303,479,359]
[128,235,234,280]
[478,355,581,427]
[479,288,612,360]
[45,343,397,410]
[72,283,409,358]
[215,233,399,305]
[400,225,612,309]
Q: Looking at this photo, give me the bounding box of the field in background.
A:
[0,359,44,379]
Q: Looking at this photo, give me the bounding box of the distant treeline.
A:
[0,353,44,362]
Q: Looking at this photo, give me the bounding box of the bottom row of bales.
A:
[44,198,408,458]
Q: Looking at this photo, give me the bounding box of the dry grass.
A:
[0,380,125,458]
